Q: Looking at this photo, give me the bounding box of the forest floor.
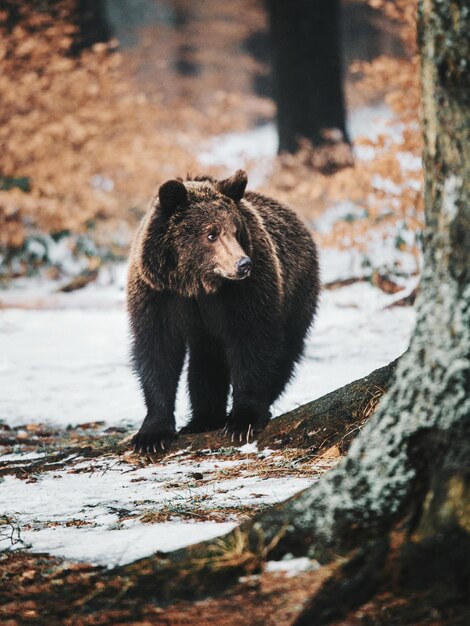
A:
[1,532,464,625]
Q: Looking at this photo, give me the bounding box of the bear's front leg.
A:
[225,335,281,442]
[132,340,186,452]
[180,335,230,434]
[129,288,186,453]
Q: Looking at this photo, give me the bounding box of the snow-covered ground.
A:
[0,252,416,566]
[1,450,315,567]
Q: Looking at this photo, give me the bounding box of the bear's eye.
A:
[207,232,218,242]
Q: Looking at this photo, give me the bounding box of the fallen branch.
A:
[323,273,405,295]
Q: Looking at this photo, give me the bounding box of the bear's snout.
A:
[236,256,252,278]
[211,231,250,281]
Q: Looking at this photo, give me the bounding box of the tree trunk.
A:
[267,0,350,154]
[70,0,110,54]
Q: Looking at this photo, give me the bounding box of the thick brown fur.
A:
[128,170,320,452]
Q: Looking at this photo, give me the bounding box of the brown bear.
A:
[128,170,319,452]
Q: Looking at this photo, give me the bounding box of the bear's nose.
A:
[236,256,252,277]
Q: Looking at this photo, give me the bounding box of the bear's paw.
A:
[132,427,177,454]
[223,411,271,444]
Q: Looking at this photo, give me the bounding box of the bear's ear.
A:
[217,170,248,202]
[158,179,188,214]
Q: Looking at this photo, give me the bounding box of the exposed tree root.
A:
[2,471,468,626]
[292,470,470,625]
[171,357,399,455]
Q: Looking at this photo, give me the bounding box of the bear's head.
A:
[137,170,252,296]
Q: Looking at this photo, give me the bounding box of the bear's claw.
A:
[223,410,270,443]
[223,422,257,444]
[132,429,176,454]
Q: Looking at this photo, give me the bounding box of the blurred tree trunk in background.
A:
[266,0,349,155]
[171,1,200,79]
[71,0,110,53]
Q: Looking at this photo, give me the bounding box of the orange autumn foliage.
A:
[0,3,214,253]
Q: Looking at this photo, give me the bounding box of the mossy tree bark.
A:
[91,0,470,608]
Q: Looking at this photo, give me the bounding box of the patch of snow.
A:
[272,281,415,415]
[208,475,314,505]
[0,308,144,427]
[0,457,313,565]
[258,448,275,458]
[319,247,367,284]
[17,521,237,567]
[442,175,461,222]
[347,103,401,143]
[371,174,403,196]
[396,151,422,172]
[89,174,115,193]
[318,231,420,285]
[265,556,320,576]
[313,201,368,236]
[0,451,48,462]
[238,442,258,454]
[0,263,127,310]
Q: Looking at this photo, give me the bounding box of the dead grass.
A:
[140,504,267,524]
